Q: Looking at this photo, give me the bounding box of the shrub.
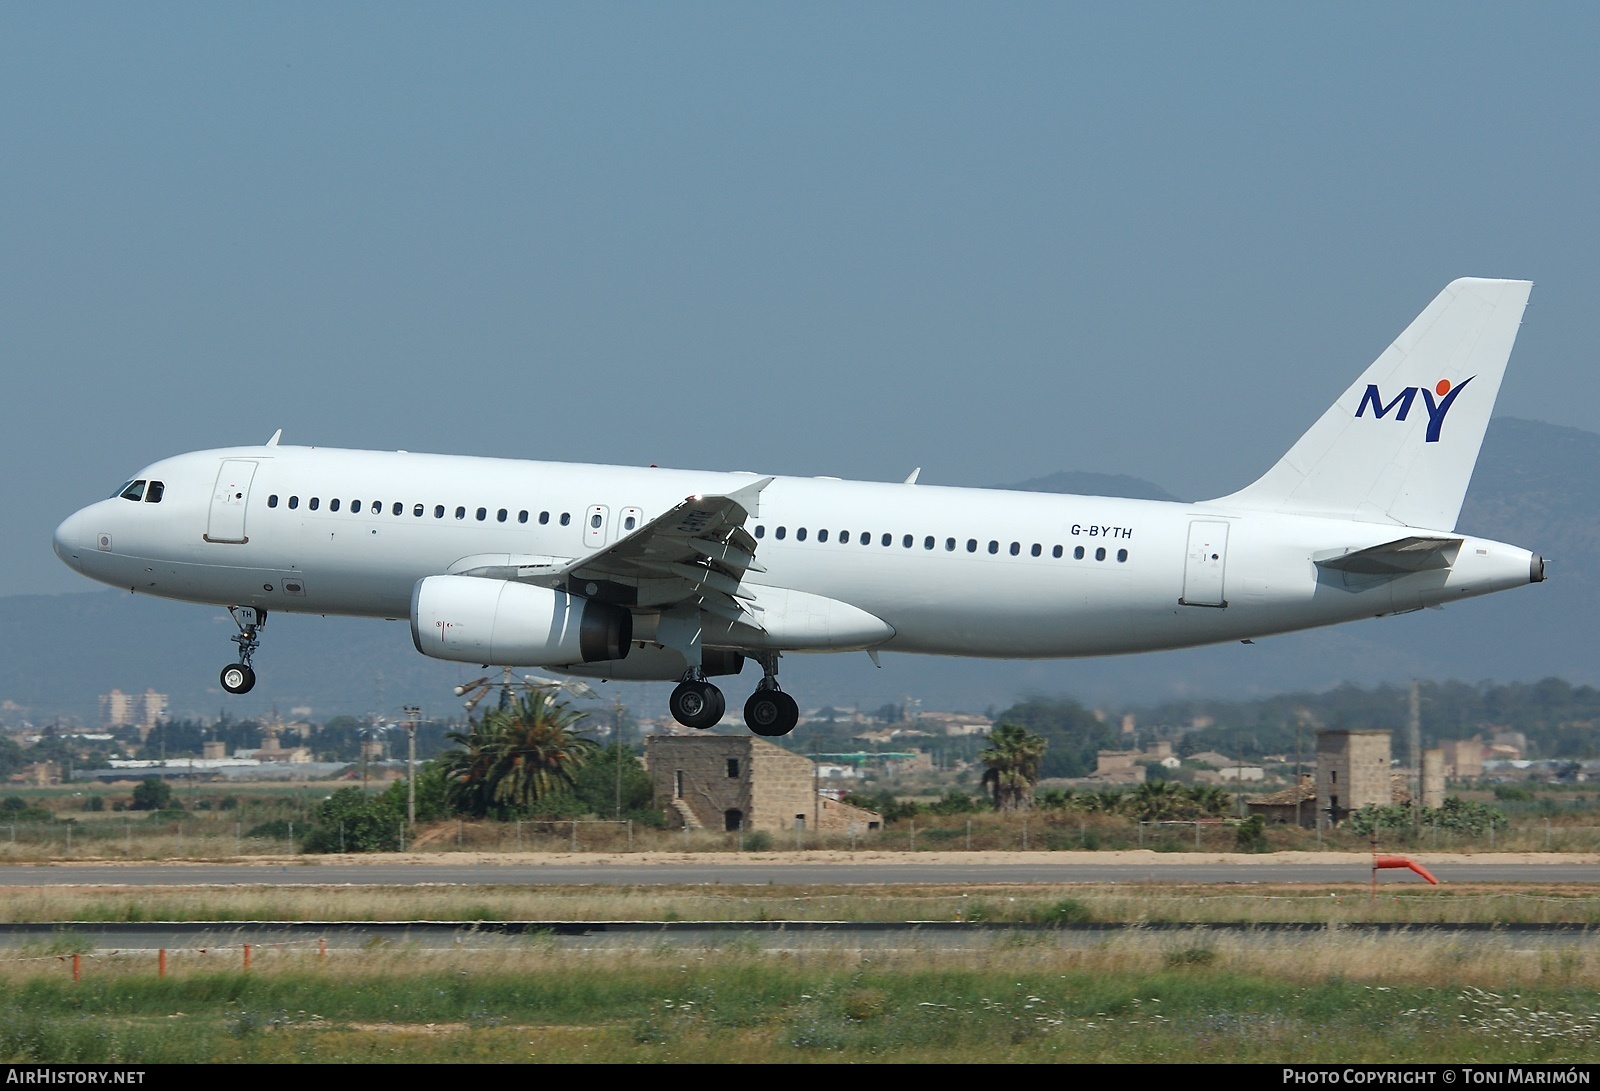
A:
[1235,814,1268,852]
[1033,898,1092,924]
[130,777,174,811]
[301,788,404,853]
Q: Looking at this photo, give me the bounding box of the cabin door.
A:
[1180,520,1229,607]
[205,460,258,544]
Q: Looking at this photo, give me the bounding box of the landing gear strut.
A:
[669,671,725,730]
[744,654,799,737]
[220,606,266,695]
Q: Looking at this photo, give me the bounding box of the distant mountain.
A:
[4,417,1592,725]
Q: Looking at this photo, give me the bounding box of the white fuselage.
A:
[52,444,1540,663]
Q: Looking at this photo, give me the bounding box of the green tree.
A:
[378,761,451,823]
[302,788,404,853]
[1126,780,1188,821]
[980,723,1048,812]
[437,691,597,818]
[130,777,174,811]
[569,743,654,819]
[990,698,1118,778]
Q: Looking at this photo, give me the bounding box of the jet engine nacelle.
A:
[410,575,631,666]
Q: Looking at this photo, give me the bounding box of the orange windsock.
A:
[1372,854,1439,884]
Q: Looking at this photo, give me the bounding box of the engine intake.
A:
[410,575,631,666]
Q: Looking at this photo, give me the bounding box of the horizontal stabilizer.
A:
[1314,536,1462,575]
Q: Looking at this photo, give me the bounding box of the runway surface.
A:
[3,919,1594,952]
[2,855,1597,887]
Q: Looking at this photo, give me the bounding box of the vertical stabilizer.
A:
[1214,278,1532,530]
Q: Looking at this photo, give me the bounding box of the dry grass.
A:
[3,880,1599,926]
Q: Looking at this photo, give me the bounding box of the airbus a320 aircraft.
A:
[54,279,1545,737]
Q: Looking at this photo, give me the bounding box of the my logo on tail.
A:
[1355,376,1474,443]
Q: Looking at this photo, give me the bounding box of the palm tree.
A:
[980,723,1048,812]
[438,690,596,817]
[1127,780,1187,821]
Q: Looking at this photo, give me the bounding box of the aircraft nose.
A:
[53,508,90,569]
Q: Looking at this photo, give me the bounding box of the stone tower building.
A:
[1316,729,1392,824]
[645,735,881,833]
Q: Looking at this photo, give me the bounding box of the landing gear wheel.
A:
[745,690,799,737]
[670,680,725,730]
[220,663,256,695]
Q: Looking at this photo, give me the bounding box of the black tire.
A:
[670,681,723,730]
[746,690,799,737]
[220,663,256,695]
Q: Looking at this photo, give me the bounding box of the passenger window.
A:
[1074,546,1085,559]
[818,529,829,543]
[435,505,445,519]
[267,494,278,509]
[330,499,341,512]
[518,510,529,524]
[352,500,362,513]
[945,538,955,551]
[476,507,487,521]
[1052,545,1062,558]
[1030,543,1040,557]
[309,498,320,511]
[1117,548,1128,563]
[754,525,765,539]
[414,504,424,517]
[967,539,977,553]
[392,502,403,516]
[560,513,571,526]
[455,506,466,520]
[797,528,807,542]
[499,509,509,523]
[775,526,786,540]
[885,534,894,547]
[837,530,847,543]
[539,511,550,525]
[1009,542,1020,556]
[145,481,165,503]
[288,496,299,510]
[1095,547,1106,561]
[119,480,145,502]
[922,536,933,550]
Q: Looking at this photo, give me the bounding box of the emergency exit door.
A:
[1180,520,1229,607]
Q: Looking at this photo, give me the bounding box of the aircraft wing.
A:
[1313,536,1463,575]
[454,478,773,626]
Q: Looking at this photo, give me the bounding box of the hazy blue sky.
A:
[6,4,1598,599]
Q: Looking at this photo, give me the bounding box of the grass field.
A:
[1,936,1596,1062]
[3,879,1600,926]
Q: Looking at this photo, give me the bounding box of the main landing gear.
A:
[220,606,266,695]
[668,672,725,731]
[667,654,800,737]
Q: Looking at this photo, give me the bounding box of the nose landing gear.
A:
[220,606,266,695]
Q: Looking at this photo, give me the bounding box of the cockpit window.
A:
[118,480,146,502]
[144,481,165,503]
